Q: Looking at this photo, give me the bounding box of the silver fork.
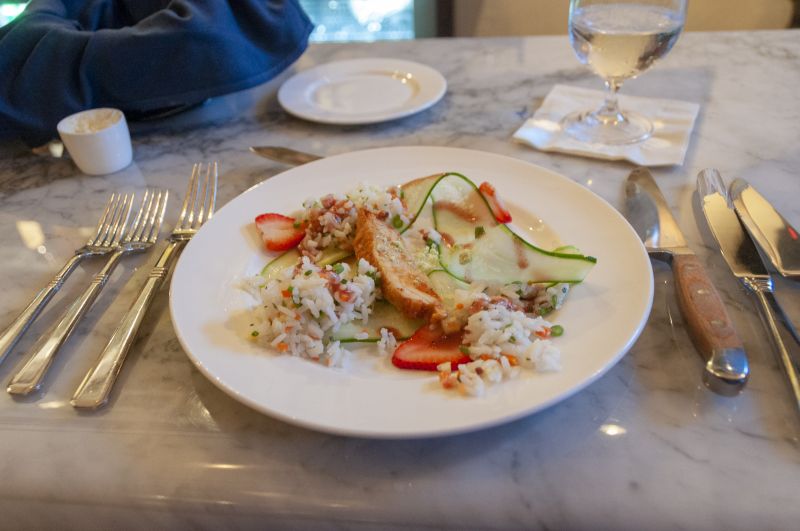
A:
[72,162,218,408]
[0,193,134,367]
[8,189,169,396]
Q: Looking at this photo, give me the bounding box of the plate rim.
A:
[277,57,447,125]
[170,146,654,439]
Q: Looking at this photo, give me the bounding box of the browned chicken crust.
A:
[353,209,445,323]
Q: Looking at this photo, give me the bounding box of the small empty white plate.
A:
[278,58,447,125]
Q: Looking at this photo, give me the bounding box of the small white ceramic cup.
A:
[57,108,133,175]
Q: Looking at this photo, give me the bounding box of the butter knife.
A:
[625,167,749,392]
[729,179,800,279]
[729,179,800,346]
[249,146,322,166]
[698,169,800,412]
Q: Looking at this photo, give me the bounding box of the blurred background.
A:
[1,1,798,38]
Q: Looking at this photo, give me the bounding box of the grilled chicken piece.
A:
[354,209,445,323]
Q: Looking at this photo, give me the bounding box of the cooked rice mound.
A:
[252,257,379,367]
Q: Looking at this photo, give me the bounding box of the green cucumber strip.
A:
[259,247,352,282]
[260,249,300,282]
[332,300,423,342]
[440,225,596,284]
[398,173,443,233]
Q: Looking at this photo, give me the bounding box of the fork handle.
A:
[7,251,124,396]
[0,253,86,367]
[752,289,800,413]
[72,241,184,408]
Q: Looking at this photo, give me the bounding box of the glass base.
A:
[562,109,653,145]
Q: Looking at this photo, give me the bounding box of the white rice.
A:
[251,257,379,366]
[377,327,398,356]
[438,302,561,397]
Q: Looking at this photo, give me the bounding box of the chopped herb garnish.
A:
[287,286,294,294]
[341,279,348,285]
[251,330,260,337]
[304,270,312,276]
[293,220,301,229]
[392,214,404,229]
[459,345,470,354]
[332,263,345,274]
[550,325,564,337]
[509,336,517,343]
[474,226,485,238]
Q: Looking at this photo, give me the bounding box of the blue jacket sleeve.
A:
[0,0,313,145]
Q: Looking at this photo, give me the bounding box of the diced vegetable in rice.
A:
[250,257,379,366]
[438,302,562,397]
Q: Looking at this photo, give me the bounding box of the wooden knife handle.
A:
[673,254,743,356]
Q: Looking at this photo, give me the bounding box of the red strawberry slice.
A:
[478,181,512,223]
[392,324,470,371]
[254,213,305,251]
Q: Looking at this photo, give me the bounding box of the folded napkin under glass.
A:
[513,85,700,166]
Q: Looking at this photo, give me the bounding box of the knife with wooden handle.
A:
[625,167,749,393]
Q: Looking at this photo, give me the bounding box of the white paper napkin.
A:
[513,85,700,166]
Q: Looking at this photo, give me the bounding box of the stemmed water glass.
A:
[563,0,687,145]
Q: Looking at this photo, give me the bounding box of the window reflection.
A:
[0,2,27,27]
[300,0,414,42]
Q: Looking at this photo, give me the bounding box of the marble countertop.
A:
[1,30,799,529]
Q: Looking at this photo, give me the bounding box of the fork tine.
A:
[178,164,199,230]
[128,189,151,242]
[101,193,128,247]
[111,194,134,246]
[186,164,202,229]
[148,190,169,243]
[207,161,218,220]
[98,194,124,246]
[132,189,155,242]
[195,164,210,229]
[88,193,118,245]
[143,190,166,243]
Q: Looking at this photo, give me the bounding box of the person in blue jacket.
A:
[0,0,313,146]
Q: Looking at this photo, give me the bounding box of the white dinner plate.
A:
[277,58,447,124]
[170,147,653,439]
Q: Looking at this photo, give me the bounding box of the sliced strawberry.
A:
[254,213,305,251]
[478,181,512,223]
[391,324,470,371]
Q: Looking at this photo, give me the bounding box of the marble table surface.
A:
[1,30,799,529]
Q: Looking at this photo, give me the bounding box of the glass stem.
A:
[595,79,625,124]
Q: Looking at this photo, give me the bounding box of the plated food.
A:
[170,146,652,437]
[247,172,596,396]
